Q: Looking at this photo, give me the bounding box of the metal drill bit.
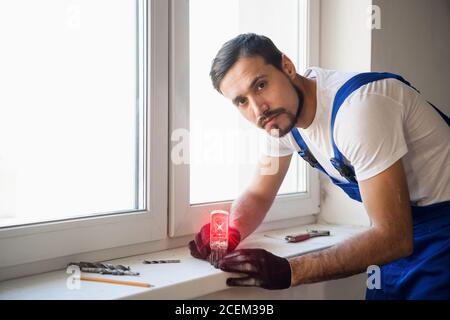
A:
[67,261,140,276]
[143,259,180,264]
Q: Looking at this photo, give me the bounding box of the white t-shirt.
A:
[263,67,450,206]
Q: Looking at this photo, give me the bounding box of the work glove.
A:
[218,248,292,290]
[188,223,241,260]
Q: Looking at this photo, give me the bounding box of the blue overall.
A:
[291,72,450,300]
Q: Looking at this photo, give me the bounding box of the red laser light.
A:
[209,210,229,268]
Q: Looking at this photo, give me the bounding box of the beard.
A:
[256,82,304,137]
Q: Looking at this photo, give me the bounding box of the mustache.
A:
[256,108,288,129]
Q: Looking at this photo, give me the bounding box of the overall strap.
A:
[291,128,327,174]
[292,71,448,183]
[330,72,411,183]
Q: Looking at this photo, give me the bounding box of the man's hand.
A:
[188,223,241,260]
[218,248,292,290]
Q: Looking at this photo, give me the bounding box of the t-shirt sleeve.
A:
[260,131,296,157]
[334,92,408,181]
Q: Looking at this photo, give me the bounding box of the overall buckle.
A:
[330,158,357,183]
[299,149,319,168]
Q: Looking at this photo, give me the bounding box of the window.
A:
[0,0,144,228]
[170,0,320,237]
[0,0,319,274]
[189,0,309,205]
[0,0,168,269]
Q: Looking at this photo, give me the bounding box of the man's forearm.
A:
[289,227,413,285]
[230,191,274,240]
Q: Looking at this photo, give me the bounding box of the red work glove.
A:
[218,248,292,290]
[188,223,241,260]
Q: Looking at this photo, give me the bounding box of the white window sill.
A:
[0,223,368,300]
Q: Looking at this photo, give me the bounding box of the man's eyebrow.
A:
[231,74,267,105]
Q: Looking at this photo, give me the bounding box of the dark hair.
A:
[209,33,283,93]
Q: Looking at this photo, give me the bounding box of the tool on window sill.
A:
[67,262,140,276]
[284,230,331,243]
[80,276,152,288]
[143,259,180,264]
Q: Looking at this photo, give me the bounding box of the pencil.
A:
[80,276,153,288]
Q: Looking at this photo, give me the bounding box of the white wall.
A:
[371,0,450,115]
[320,0,372,72]
[318,176,371,226]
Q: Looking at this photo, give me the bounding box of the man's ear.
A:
[281,54,297,80]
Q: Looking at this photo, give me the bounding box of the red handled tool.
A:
[284,230,330,243]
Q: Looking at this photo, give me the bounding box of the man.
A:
[189,33,450,299]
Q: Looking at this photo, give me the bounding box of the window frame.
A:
[169,0,320,237]
[0,0,169,269]
[0,0,321,278]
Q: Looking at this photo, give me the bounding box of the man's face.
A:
[219,55,303,137]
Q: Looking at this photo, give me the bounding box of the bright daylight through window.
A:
[0,0,145,228]
[189,0,308,204]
